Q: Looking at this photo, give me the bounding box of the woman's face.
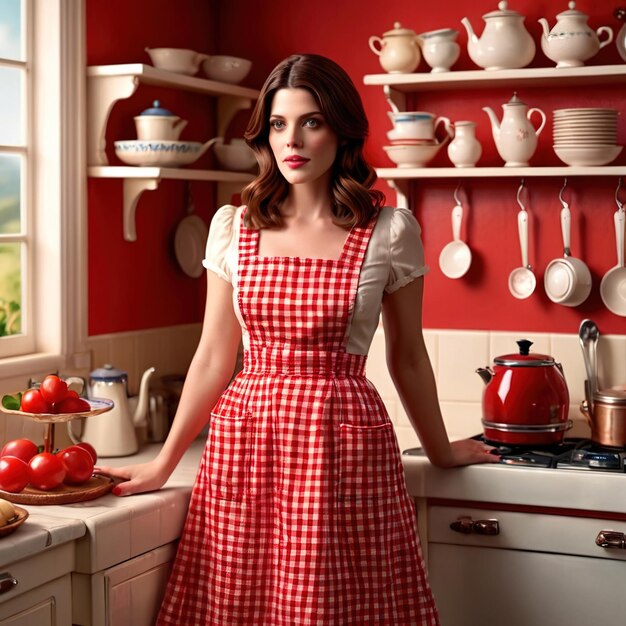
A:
[268,88,339,187]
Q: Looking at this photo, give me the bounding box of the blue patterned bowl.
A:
[114,140,208,167]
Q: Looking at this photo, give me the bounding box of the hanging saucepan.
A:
[476,339,571,445]
[174,182,209,278]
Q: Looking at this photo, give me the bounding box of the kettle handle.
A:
[66,418,84,444]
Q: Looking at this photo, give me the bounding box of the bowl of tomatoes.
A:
[0,375,114,504]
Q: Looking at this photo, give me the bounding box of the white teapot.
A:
[462,1,536,70]
[68,364,155,457]
[369,22,421,73]
[483,93,546,167]
[538,1,613,68]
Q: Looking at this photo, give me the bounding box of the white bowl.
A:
[202,55,252,84]
[145,47,207,75]
[553,144,623,167]
[114,140,206,167]
[383,142,444,168]
[213,138,257,171]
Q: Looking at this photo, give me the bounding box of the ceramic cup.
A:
[387,111,452,141]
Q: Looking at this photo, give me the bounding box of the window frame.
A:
[0,0,88,379]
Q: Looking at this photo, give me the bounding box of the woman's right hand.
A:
[94,458,171,496]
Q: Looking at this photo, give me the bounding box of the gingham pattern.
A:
[157,211,439,625]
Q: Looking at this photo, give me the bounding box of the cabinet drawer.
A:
[428,505,626,560]
[0,544,74,605]
[0,574,72,625]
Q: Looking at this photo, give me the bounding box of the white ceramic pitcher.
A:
[483,93,546,167]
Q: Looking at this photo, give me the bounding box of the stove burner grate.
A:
[402,436,626,472]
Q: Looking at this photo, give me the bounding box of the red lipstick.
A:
[284,155,309,169]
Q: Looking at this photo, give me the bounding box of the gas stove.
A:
[402,436,626,473]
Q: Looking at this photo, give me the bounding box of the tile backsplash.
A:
[0,323,624,454]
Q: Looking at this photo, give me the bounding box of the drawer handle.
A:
[596,530,626,549]
[450,516,500,536]
[0,572,17,594]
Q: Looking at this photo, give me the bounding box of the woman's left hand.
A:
[447,438,501,467]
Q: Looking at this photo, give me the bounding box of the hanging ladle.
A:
[439,184,472,279]
[508,180,536,299]
[600,178,626,316]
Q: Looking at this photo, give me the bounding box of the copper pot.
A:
[580,385,626,448]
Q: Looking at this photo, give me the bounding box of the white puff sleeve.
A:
[202,204,238,283]
[385,207,429,293]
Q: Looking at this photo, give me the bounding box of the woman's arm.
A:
[97,270,242,494]
[381,277,497,467]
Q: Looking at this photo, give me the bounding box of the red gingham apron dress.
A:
[157,210,439,625]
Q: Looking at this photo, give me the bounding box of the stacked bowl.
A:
[383,111,451,168]
[553,107,622,166]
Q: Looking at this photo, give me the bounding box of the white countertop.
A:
[4,438,205,572]
[5,438,626,571]
[402,454,626,516]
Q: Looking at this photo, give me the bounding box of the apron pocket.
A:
[208,411,250,501]
[337,421,399,588]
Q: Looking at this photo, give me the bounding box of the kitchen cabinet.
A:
[0,542,75,626]
[87,63,260,240]
[72,542,176,626]
[425,502,626,626]
[363,64,626,206]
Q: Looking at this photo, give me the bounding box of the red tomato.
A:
[75,442,97,464]
[0,438,39,463]
[39,375,69,404]
[59,446,94,485]
[28,452,66,490]
[53,396,91,415]
[20,389,52,414]
[0,456,29,493]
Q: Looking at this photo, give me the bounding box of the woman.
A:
[99,53,497,625]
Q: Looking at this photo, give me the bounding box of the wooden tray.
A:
[0,506,29,537]
[0,475,114,505]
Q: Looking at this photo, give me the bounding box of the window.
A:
[0,0,29,355]
[0,0,87,378]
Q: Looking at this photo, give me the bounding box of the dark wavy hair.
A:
[241,54,384,229]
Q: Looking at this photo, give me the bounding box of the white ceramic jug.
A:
[448,121,482,167]
[68,364,155,457]
[483,93,546,167]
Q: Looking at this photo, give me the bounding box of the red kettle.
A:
[476,339,571,445]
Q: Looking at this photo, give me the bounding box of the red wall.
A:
[87,0,626,335]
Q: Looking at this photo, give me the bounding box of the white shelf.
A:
[87,64,260,242]
[88,166,255,182]
[87,64,260,99]
[366,65,626,204]
[87,63,260,166]
[88,166,254,242]
[363,64,626,92]
[376,166,626,179]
